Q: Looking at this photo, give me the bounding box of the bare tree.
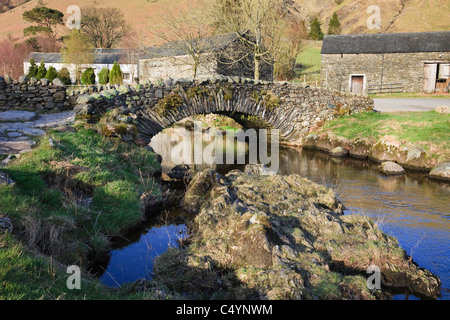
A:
[0,38,32,79]
[120,28,142,83]
[143,6,214,80]
[273,19,307,80]
[205,0,289,80]
[81,6,127,48]
[61,29,96,84]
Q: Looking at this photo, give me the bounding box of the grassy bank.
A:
[320,111,450,162]
[0,122,162,299]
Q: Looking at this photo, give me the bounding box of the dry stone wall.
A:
[0,76,71,112]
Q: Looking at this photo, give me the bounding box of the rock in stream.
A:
[146,165,441,300]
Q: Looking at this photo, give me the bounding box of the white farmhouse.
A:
[23,48,139,85]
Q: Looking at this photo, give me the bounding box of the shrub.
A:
[81,67,96,85]
[44,66,58,82]
[27,59,38,78]
[109,61,123,85]
[98,67,109,85]
[58,67,72,85]
[36,60,47,80]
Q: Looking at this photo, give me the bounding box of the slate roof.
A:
[321,31,450,54]
[24,49,132,64]
[24,32,244,64]
[140,32,241,59]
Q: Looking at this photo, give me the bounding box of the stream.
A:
[98,128,450,300]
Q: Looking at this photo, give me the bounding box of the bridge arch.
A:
[74,77,374,145]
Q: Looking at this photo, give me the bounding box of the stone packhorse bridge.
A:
[73,76,374,145]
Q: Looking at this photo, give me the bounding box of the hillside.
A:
[0,0,449,45]
[293,0,450,35]
[0,0,194,44]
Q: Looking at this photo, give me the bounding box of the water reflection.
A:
[99,224,187,288]
[101,130,449,299]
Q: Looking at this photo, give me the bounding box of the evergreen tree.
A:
[308,17,324,40]
[109,62,123,85]
[98,67,110,85]
[327,13,342,35]
[36,60,47,79]
[81,67,96,85]
[22,5,64,40]
[44,65,58,82]
[58,67,72,85]
[27,58,38,78]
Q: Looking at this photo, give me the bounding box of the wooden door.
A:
[438,63,450,79]
[351,76,364,94]
[424,63,437,93]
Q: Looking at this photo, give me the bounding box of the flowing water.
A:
[98,129,450,300]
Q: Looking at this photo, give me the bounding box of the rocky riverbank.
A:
[301,133,450,182]
[140,165,441,300]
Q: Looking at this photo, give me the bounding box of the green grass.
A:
[321,111,450,159]
[0,232,124,300]
[295,45,322,77]
[0,123,164,299]
[0,123,161,270]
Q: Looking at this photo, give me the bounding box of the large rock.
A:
[369,136,401,163]
[40,78,50,86]
[52,78,64,87]
[76,94,95,105]
[98,123,138,142]
[162,168,442,300]
[0,110,38,122]
[0,217,13,232]
[18,75,28,84]
[429,162,450,182]
[348,138,372,159]
[0,171,15,185]
[29,77,38,85]
[435,106,449,114]
[3,75,13,85]
[380,161,405,175]
[397,144,429,170]
[329,146,349,157]
[167,164,194,182]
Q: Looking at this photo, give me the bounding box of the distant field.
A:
[295,43,322,83]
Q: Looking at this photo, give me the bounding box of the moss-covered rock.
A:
[153,166,441,300]
[97,123,138,142]
[429,162,450,182]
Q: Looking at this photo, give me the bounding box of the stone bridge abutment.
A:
[71,77,373,145]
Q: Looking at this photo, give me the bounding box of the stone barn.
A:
[139,32,273,82]
[320,31,450,94]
